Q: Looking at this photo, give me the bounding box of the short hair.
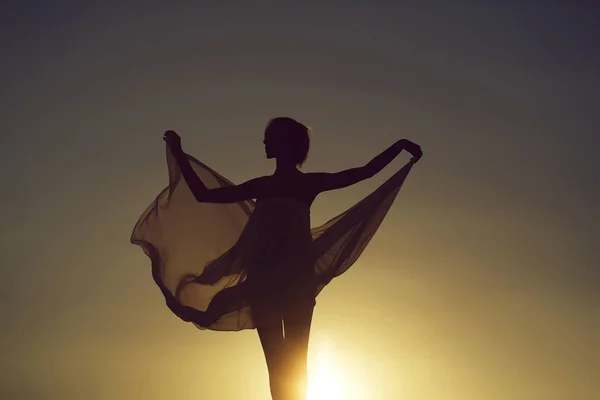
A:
[265,117,311,166]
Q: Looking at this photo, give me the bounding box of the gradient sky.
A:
[1,1,599,399]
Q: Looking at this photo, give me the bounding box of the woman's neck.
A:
[274,159,300,175]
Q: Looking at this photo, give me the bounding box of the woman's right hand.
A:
[163,130,183,155]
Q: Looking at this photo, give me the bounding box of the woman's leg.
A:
[256,317,286,400]
[282,302,314,400]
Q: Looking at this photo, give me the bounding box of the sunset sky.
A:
[1,1,598,399]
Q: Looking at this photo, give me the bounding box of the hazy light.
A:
[306,336,345,400]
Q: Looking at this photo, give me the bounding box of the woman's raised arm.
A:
[164,130,267,203]
[309,139,422,194]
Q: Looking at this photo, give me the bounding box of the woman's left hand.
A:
[403,139,423,163]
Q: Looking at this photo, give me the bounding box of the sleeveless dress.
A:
[130,146,415,331]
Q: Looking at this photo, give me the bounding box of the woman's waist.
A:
[245,251,316,276]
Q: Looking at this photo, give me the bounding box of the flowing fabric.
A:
[130,146,414,331]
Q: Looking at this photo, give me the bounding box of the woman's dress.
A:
[130,146,415,331]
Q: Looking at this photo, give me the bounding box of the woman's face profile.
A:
[264,131,277,159]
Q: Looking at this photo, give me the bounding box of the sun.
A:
[306,337,345,400]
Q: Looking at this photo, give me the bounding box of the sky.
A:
[1,1,599,399]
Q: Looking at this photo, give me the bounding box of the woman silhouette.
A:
[131,117,422,400]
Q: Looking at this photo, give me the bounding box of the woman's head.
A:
[263,117,310,167]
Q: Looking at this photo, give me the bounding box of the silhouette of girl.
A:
[131,117,422,400]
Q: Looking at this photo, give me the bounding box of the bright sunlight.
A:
[307,338,343,400]
[306,335,368,400]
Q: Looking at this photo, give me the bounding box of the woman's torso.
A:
[241,196,317,314]
[257,171,317,207]
[243,197,314,271]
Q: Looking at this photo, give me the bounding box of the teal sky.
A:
[1,2,598,399]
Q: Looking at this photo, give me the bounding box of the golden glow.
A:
[307,339,343,400]
[306,336,346,400]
